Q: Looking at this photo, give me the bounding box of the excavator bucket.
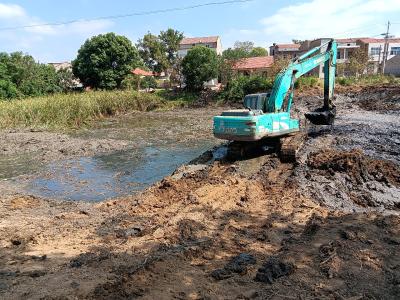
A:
[305,107,336,125]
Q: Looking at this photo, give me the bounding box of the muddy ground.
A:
[0,86,399,299]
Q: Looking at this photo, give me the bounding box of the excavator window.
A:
[243,93,271,112]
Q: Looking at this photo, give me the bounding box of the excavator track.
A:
[226,139,279,161]
[279,132,307,163]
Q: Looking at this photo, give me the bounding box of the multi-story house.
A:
[269,43,300,59]
[357,38,400,74]
[178,36,222,58]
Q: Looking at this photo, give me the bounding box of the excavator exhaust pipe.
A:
[304,107,336,125]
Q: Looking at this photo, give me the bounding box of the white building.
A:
[357,38,400,74]
[385,55,400,76]
[178,36,222,58]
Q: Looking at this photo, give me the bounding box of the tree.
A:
[182,46,219,91]
[250,47,268,57]
[222,41,268,60]
[72,33,142,89]
[269,56,291,78]
[137,33,167,73]
[0,51,62,99]
[159,28,184,67]
[348,48,369,77]
[292,39,305,45]
[56,68,78,92]
[234,41,254,53]
[137,28,183,77]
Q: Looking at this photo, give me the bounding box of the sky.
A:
[1,0,400,62]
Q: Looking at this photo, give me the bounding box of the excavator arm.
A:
[267,39,337,124]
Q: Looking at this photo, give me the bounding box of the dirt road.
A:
[0,87,399,299]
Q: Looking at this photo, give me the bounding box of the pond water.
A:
[1,110,220,201]
[23,143,213,201]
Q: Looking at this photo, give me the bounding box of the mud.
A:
[0,87,400,299]
[0,108,221,199]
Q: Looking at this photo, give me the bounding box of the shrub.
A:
[141,76,157,90]
[294,76,319,90]
[0,91,163,129]
[221,75,273,101]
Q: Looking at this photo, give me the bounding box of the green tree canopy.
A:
[250,47,268,57]
[72,33,141,89]
[0,52,62,99]
[182,46,219,91]
[137,28,183,75]
[137,32,167,73]
[222,41,268,60]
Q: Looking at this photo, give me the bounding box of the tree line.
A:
[0,29,270,100]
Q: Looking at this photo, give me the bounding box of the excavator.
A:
[213,39,337,161]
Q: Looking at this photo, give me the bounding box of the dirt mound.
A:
[349,85,400,111]
[308,148,400,187]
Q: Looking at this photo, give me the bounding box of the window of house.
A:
[337,50,341,59]
[370,47,381,55]
[390,47,400,55]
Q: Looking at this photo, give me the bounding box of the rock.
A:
[11,239,21,246]
[25,270,46,278]
[255,256,295,284]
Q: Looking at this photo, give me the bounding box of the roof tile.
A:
[233,56,274,70]
[180,36,219,45]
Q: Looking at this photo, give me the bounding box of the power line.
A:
[330,23,384,38]
[0,0,254,31]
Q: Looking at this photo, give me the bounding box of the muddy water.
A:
[24,143,213,201]
[1,109,221,201]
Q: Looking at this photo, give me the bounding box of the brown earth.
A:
[1,87,400,299]
[1,151,399,299]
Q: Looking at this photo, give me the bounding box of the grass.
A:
[0,90,168,129]
[336,74,400,86]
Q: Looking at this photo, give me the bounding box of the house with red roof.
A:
[232,56,274,76]
[131,68,155,77]
[178,36,222,59]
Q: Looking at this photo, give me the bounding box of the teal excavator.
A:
[213,39,337,161]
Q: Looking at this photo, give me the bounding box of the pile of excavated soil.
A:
[308,148,400,187]
[299,148,400,212]
[349,85,400,111]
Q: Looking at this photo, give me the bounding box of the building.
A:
[357,38,400,74]
[269,43,300,59]
[131,68,155,77]
[178,36,222,87]
[48,62,72,71]
[336,38,360,63]
[232,56,274,76]
[384,55,400,76]
[299,38,360,77]
[178,36,222,58]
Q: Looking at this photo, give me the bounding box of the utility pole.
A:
[381,21,393,74]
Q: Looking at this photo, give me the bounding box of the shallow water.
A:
[1,110,219,201]
[24,143,213,201]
